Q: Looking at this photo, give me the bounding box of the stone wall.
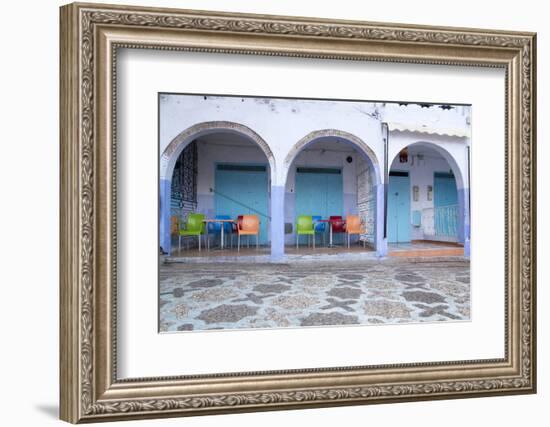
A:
[356,157,376,245]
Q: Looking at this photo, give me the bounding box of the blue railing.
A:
[434,204,459,237]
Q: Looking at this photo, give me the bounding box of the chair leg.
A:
[347,233,350,249]
[313,233,315,249]
[238,234,240,252]
[256,234,259,250]
[179,235,181,253]
[296,234,299,249]
[198,234,201,252]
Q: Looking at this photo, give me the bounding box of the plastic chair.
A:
[178,213,206,252]
[344,215,364,248]
[207,214,233,249]
[237,215,260,251]
[296,215,315,249]
[329,216,345,245]
[312,215,326,247]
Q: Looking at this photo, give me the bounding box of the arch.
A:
[283,129,381,185]
[282,129,384,256]
[389,140,465,189]
[388,140,469,247]
[160,121,276,182]
[159,121,275,255]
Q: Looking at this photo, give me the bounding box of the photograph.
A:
[158,94,471,332]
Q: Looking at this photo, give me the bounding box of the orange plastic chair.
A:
[344,215,365,248]
[237,215,260,251]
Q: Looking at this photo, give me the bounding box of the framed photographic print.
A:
[59,2,537,423]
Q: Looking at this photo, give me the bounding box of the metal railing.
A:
[434,204,459,237]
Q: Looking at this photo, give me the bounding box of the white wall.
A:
[284,147,357,196]
[197,141,270,194]
[160,94,469,185]
[1,1,547,427]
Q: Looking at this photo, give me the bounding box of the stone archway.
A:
[388,141,469,249]
[282,129,385,256]
[389,140,465,189]
[160,121,275,255]
[161,121,276,181]
[283,129,381,185]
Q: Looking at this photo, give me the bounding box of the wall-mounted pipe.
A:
[382,122,389,239]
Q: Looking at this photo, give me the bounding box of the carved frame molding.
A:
[60,2,536,423]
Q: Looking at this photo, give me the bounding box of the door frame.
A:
[433,171,459,240]
[387,170,411,243]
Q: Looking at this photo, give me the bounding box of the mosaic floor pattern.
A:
[159,259,470,332]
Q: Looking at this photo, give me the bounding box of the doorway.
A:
[295,167,343,220]
[214,164,269,244]
[388,172,411,243]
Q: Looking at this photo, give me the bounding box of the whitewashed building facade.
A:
[159,94,471,259]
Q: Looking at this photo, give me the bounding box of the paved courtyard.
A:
[159,258,470,332]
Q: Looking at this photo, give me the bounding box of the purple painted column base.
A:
[376,183,388,257]
[458,188,470,258]
[270,185,285,261]
[160,178,171,255]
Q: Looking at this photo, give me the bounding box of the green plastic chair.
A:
[179,213,206,252]
[296,215,315,249]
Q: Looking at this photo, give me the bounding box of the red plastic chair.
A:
[329,216,346,244]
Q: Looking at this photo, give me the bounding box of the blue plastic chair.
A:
[207,215,233,248]
[312,215,326,247]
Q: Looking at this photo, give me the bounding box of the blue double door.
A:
[295,167,343,221]
[214,165,269,244]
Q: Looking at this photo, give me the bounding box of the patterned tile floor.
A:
[159,259,470,332]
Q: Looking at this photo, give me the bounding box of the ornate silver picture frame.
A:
[60,2,536,423]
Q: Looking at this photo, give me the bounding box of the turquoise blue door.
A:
[215,165,269,244]
[434,172,459,237]
[295,168,343,220]
[388,173,411,243]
